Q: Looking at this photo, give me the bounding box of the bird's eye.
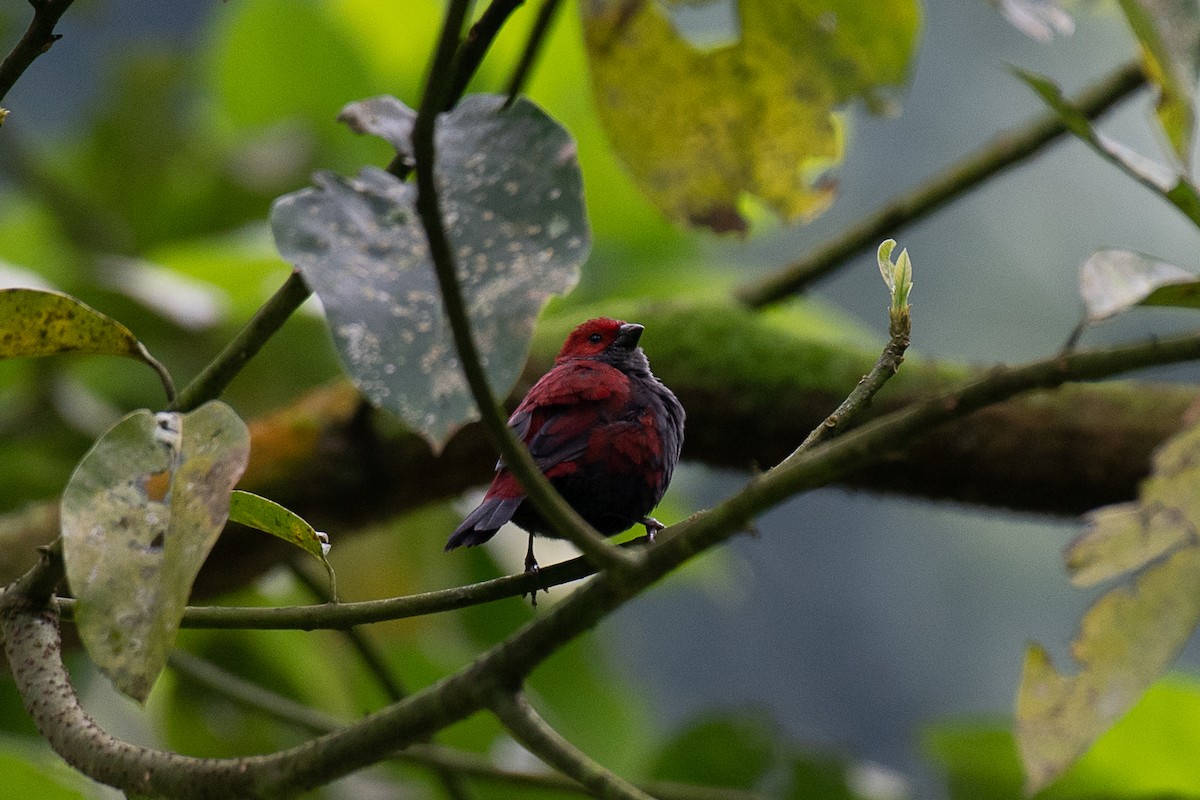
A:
[588,332,603,344]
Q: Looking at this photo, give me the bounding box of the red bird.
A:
[446,317,685,573]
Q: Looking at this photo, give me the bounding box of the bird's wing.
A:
[508,361,631,474]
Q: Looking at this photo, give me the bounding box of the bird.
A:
[445,317,685,577]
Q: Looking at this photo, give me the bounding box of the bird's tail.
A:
[445,497,522,551]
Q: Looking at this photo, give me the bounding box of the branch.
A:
[734,59,1146,306]
[411,1,638,574]
[0,0,76,108]
[171,270,312,413]
[490,690,655,800]
[505,0,565,105]
[448,0,526,106]
[170,650,759,800]
[9,327,1200,796]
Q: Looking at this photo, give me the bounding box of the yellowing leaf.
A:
[0,288,175,401]
[0,288,143,359]
[582,0,920,233]
[1017,418,1200,791]
[62,402,250,703]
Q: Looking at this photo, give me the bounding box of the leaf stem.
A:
[411,0,638,574]
[489,690,655,800]
[171,270,311,413]
[734,59,1146,306]
[0,0,77,107]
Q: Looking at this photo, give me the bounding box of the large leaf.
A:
[62,402,250,702]
[582,0,920,233]
[271,94,589,449]
[0,287,143,360]
[1016,420,1200,791]
[1117,0,1200,168]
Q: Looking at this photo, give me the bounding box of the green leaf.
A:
[228,490,336,599]
[1014,68,1200,227]
[62,402,250,702]
[271,94,589,450]
[1117,0,1200,168]
[0,735,101,800]
[582,0,920,233]
[1078,249,1200,323]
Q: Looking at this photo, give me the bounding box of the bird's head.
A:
[556,317,646,366]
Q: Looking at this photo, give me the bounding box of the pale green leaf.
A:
[1015,68,1200,227]
[271,94,588,449]
[582,0,920,233]
[1117,0,1200,168]
[1017,547,1200,792]
[1079,249,1200,322]
[62,402,250,702]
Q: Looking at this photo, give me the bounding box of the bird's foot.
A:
[640,516,665,543]
[524,543,547,607]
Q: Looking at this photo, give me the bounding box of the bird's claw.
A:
[641,516,665,543]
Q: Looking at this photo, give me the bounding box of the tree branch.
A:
[171,270,312,413]
[9,326,1200,796]
[0,0,76,108]
[734,59,1146,306]
[490,689,655,800]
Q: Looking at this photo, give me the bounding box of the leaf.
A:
[649,714,779,789]
[1016,420,1200,791]
[228,490,336,599]
[992,0,1075,42]
[933,678,1200,799]
[1078,249,1200,323]
[1117,0,1200,168]
[1014,68,1200,227]
[582,0,920,234]
[62,402,250,702]
[271,94,588,450]
[0,288,174,400]
[0,288,144,359]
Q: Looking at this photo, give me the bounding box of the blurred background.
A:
[3,0,1199,798]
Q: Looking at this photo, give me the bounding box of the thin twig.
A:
[734,59,1146,306]
[63,540,619,630]
[448,0,525,106]
[505,0,565,106]
[171,270,311,413]
[0,0,77,107]
[490,690,655,800]
[410,0,638,573]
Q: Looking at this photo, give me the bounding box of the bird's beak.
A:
[615,323,644,349]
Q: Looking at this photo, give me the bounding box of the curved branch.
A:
[734,59,1146,305]
[490,690,655,800]
[0,0,76,107]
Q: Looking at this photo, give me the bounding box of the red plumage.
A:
[446,317,685,571]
